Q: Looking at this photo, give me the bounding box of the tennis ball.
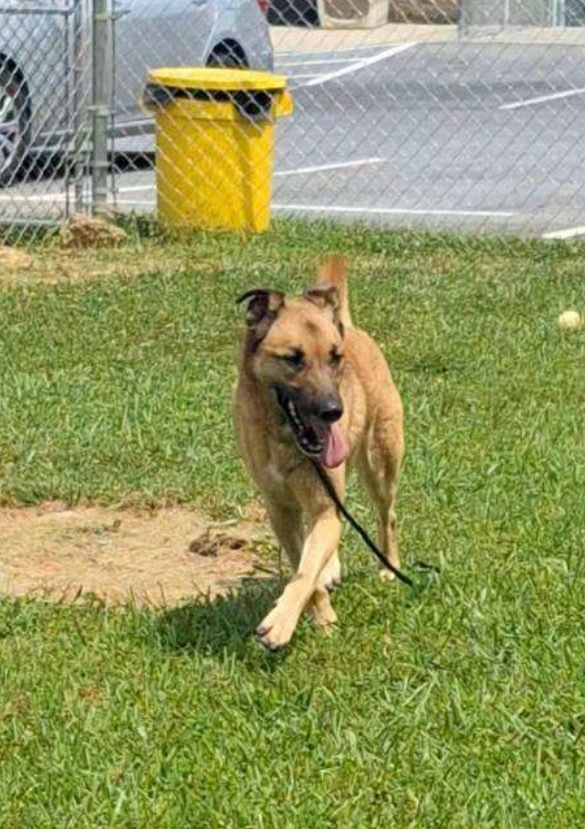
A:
[558,310,582,333]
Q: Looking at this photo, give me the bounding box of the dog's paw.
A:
[256,606,298,651]
[309,584,338,626]
[310,601,338,629]
[320,553,342,592]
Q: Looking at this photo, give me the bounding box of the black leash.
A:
[310,459,415,588]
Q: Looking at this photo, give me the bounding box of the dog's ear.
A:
[236,289,285,336]
[304,285,343,336]
[304,285,339,314]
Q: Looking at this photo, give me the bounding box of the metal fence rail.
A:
[1,0,585,242]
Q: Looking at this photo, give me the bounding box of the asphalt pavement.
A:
[2,35,585,239]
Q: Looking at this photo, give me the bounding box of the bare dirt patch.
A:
[0,240,213,286]
[0,245,33,271]
[0,503,275,607]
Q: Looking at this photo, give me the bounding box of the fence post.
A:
[457,0,465,39]
[72,0,85,214]
[91,0,110,214]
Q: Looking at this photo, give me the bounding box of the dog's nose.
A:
[316,396,343,423]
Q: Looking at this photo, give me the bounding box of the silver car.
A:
[0,0,273,185]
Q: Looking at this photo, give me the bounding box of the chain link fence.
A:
[0,0,91,230]
[1,0,585,242]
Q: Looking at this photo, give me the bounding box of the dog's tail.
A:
[315,256,353,329]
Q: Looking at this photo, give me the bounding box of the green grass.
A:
[0,222,584,827]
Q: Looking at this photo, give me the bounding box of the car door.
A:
[0,0,77,141]
[111,0,216,124]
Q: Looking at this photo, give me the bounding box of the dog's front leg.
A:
[257,506,342,651]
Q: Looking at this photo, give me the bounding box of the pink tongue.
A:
[321,423,349,469]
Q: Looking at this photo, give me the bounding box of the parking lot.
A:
[3,33,585,239]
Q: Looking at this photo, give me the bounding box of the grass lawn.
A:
[0,222,584,827]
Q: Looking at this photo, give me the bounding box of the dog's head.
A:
[237,284,348,468]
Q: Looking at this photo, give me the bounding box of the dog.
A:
[233,257,404,650]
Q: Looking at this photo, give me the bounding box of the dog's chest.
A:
[264,461,287,490]
[245,435,302,498]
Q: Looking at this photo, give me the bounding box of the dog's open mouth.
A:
[275,388,348,469]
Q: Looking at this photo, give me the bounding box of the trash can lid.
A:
[147,67,288,92]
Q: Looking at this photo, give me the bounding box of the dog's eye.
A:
[283,349,304,368]
[330,349,343,366]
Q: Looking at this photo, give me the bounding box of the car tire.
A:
[206,43,248,69]
[0,64,30,187]
[267,0,319,27]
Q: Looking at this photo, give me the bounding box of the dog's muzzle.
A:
[274,387,348,468]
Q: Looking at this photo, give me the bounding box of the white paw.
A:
[256,605,298,651]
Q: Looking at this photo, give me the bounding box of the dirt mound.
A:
[0,503,275,607]
[60,214,127,250]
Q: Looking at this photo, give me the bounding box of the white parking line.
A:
[542,225,585,240]
[272,204,514,218]
[0,161,390,207]
[297,43,418,88]
[0,184,155,203]
[275,158,385,177]
[114,200,155,206]
[115,184,154,193]
[276,44,392,59]
[500,87,585,110]
[1,191,511,221]
[0,192,62,203]
[277,58,356,67]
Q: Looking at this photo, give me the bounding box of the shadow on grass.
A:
[156,576,289,665]
[155,564,439,666]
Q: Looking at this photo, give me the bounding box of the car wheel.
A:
[0,64,30,187]
[206,42,248,69]
[267,0,319,26]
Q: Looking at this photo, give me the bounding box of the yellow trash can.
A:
[144,67,293,232]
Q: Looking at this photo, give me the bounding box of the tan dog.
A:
[233,257,403,650]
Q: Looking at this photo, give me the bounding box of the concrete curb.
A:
[271,23,585,55]
[271,23,456,54]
